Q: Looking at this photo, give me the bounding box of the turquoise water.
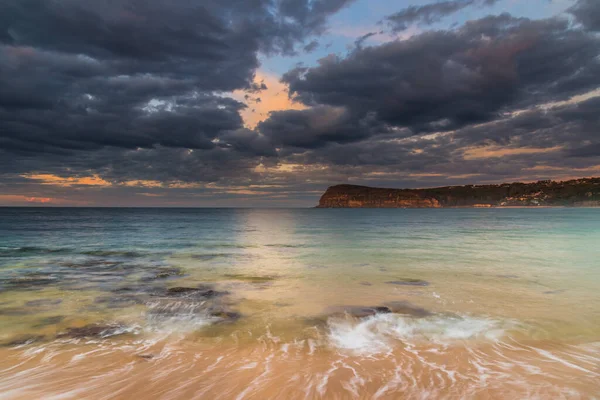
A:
[1,208,599,335]
[0,208,599,398]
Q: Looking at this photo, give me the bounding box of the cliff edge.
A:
[317,178,600,208]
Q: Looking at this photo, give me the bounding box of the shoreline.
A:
[1,323,598,399]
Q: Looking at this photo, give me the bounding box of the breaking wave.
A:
[328,313,510,354]
[145,300,224,335]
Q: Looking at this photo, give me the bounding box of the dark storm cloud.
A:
[217,129,277,157]
[354,32,379,49]
[276,94,600,186]
[1,0,600,205]
[569,143,600,158]
[277,11,600,150]
[0,142,272,186]
[0,0,355,156]
[0,85,245,152]
[259,106,393,149]
[569,0,600,32]
[384,0,499,32]
[268,17,600,187]
[304,40,320,53]
[442,96,600,162]
[1,0,356,60]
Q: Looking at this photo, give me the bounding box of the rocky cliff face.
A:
[317,178,600,208]
[317,185,442,208]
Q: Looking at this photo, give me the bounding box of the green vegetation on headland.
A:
[317,177,600,208]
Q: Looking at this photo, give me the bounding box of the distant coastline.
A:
[317,177,600,208]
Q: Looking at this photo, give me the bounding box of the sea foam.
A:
[328,313,507,354]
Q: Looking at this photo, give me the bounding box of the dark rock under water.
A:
[57,324,129,339]
[385,279,430,287]
[323,301,431,319]
[3,335,46,347]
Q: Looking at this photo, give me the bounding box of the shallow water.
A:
[0,208,599,399]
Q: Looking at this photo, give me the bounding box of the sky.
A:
[0,0,599,207]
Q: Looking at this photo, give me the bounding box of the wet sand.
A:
[1,324,599,399]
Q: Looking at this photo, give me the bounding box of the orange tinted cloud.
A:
[121,180,202,188]
[0,195,55,204]
[232,71,306,128]
[408,173,444,178]
[27,197,52,203]
[21,174,202,189]
[22,173,111,187]
[121,179,163,188]
[463,146,562,160]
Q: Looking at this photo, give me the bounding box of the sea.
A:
[0,207,599,399]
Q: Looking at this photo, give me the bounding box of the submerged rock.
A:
[373,306,392,314]
[385,278,430,287]
[112,286,138,293]
[3,335,46,347]
[383,301,432,317]
[223,274,277,283]
[145,281,241,329]
[142,267,185,281]
[2,275,59,290]
[209,310,242,323]
[147,300,208,317]
[57,324,129,339]
[165,286,225,298]
[324,305,393,318]
[0,307,34,316]
[146,299,242,330]
[61,260,124,269]
[80,250,144,258]
[543,289,566,294]
[34,315,65,327]
[154,271,180,280]
[324,301,430,319]
[25,298,63,307]
[95,294,145,308]
[166,287,200,294]
[112,283,166,295]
